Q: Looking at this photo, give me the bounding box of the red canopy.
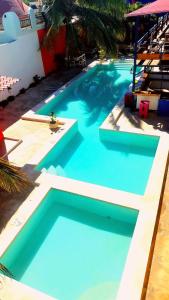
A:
[127,0,169,17]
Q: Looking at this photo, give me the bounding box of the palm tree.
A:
[0,263,13,278]
[0,158,32,193]
[43,0,126,56]
[127,1,143,13]
[0,159,32,277]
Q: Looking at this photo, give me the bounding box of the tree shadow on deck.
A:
[111,106,169,134]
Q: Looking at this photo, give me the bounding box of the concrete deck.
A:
[111,108,169,134]
[112,108,169,300]
[0,68,81,131]
[0,69,169,299]
[0,68,80,231]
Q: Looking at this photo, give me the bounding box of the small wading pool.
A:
[1,189,138,300]
[36,62,159,194]
[36,128,159,195]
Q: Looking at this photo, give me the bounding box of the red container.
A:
[139,100,150,118]
[124,93,133,107]
[0,130,4,142]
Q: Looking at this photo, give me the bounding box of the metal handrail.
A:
[137,13,169,50]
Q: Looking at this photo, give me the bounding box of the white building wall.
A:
[0,30,45,97]
[0,11,45,101]
[136,94,161,110]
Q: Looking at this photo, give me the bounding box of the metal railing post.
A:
[132,16,139,92]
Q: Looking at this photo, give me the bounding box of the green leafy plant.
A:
[98,47,106,63]
[23,0,30,5]
[43,0,126,57]
[127,1,143,13]
[50,111,56,124]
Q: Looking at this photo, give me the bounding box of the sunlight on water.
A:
[37,62,158,194]
[1,189,138,300]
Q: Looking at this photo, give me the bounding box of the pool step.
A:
[113,59,133,64]
[114,66,131,69]
[113,63,141,72]
[113,66,132,71]
[55,165,66,176]
[113,62,133,66]
[113,62,133,70]
[42,164,66,177]
[113,60,133,69]
[113,62,132,66]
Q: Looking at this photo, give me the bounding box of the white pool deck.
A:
[0,61,169,300]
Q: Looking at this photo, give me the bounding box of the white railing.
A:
[35,12,44,24]
[0,18,3,31]
[20,15,31,28]
[0,12,44,32]
[20,13,44,28]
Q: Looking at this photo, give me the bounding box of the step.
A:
[47,164,66,177]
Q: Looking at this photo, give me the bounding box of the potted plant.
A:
[49,112,58,129]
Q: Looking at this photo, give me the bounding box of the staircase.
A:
[42,165,66,177]
[113,59,133,70]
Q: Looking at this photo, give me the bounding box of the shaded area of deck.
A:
[113,107,169,300]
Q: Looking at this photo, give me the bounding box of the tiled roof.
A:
[0,0,28,18]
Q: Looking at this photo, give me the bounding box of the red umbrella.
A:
[127,0,169,17]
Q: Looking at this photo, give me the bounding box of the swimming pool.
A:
[1,189,138,300]
[36,62,159,194]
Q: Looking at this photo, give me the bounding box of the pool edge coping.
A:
[1,59,168,300]
[0,158,167,300]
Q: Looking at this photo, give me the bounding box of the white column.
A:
[28,8,37,30]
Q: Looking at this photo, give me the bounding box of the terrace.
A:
[0,63,168,299]
[0,1,169,299]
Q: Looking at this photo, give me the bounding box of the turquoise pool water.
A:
[37,62,159,194]
[1,189,138,300]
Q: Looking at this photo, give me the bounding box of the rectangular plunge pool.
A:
[36,128,159,195]
[1,189,138,300]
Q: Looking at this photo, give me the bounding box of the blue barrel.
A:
[157,99,169,116]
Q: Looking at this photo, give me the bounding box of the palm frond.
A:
[66,21,81,56]
[78,0,126,13]
[44,0,126,55]
[0,158,33,193]
[0,263,13,278]
[75,4,125,53]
